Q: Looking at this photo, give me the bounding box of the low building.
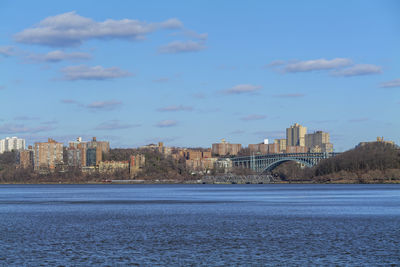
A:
[99,161,129,174]
[212,139,242,156]
[285,146,308,153]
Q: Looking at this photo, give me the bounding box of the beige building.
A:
[305,131,333,152]
[34,138,64,171]
[286,123,307,147]
[274,139,287,152]
[130,154,146,177]
[212,139,242,156]
[99,161,129,174]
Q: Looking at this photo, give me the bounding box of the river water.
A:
[0,184,399,266]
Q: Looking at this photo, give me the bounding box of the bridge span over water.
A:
[231,152,340,173]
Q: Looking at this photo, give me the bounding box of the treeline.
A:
[273,142,400,183]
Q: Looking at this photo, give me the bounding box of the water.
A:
[1,184,399,266]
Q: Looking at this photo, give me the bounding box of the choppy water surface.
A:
[1,184,399,266]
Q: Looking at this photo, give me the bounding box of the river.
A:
[0,184,399,265]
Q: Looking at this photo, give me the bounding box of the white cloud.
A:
[156,120,178,127]
[241,114,266,121]
[283,58,352,72]
[14,11,183,47]
[380,78,400,88]
[61,65,132,80]
[225,84,261,94]
[158,40,205,54]
[0,46,14,56]
[331,64,382,77]
[157,105,193,112]
[27,50,91,63]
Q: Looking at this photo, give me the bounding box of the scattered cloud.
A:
[157,105,193,112]
[0,85,5,90]
[380,78,400,88]
[158,40,205,54]
[61,65,133,80]
[331,64,382,77]
[153,77,170,83]
[348,117,369,123]
[156,120,178,128]
[0,123,54,134]
[95,120,140,130]
[27,50,91,63]
[240,114,266,121]
[0,46,14,57]
[86,100,122,110]
[283,58,352,73]
[14,116,40,121]
[14,11,183,47]
[224,84,261,95]
[273,93,305,98]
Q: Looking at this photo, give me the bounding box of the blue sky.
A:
[0,0,399,151]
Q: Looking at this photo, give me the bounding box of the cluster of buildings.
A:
[4,122,379,175]
[210,123,334,158]
[13,137,145,177]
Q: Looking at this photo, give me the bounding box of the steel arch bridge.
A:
[231,152,340,173]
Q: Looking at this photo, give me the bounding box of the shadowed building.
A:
[305,131,334,153]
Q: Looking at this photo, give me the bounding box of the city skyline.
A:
[1,1,399,151]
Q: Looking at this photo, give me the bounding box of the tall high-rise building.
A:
[305,131,333,152]
[34,138,63,171]
[286,123,307,147]
[0,137,25,153]
[86,137,110,166]
[68,137,87,167]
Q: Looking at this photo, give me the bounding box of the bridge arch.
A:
[261,158,313,173]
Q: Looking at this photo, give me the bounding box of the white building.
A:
[0,137,26,153]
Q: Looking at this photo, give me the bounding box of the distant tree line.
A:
[272,142,400,183]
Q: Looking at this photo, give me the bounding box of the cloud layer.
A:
[268,58,382,77]
[332,64,382,77]
[158,40,205,54]
[0,46,14,57]
[225,84,261,94]
[156,120,178,127]
[0,123,54,134]
[95,120,139,130]
[27,50,91,63]
[157,105,193,112]
[14,11,183,47]
[284,58,352,72]
[380,78,400,88]
[241,114,266,121]
[61,65,132,80]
